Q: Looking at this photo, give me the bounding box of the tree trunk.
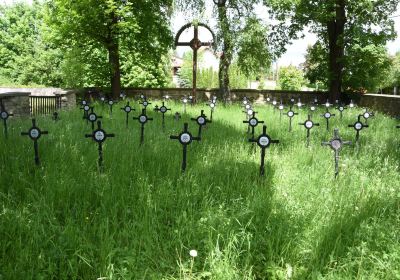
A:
[217,4,232,104]
[327,0,346,102]
[108,42,121,100]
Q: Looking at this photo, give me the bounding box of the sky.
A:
[2,0,400,67]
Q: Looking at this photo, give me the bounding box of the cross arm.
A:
[148,117,154,121]
[348,124,354,127]
[364,125,369,128]
[176,42,192,46]
[191,117,197,121]
[21,132,29,136]
[259,120,265,124]
[85,134,92,138]
[343,141,352,146]
[192,136,201,141]
[243,120,250,124]
[170,135,179,140]
[271,140,279,144]
[321,141,330,146]
[42,131,49,135]
[106,133,115,138]
[206,119,212,123]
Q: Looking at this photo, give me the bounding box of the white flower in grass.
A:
[189,249,198,258]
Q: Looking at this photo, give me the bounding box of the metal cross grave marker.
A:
[170,122,200,172]
[191,109,211,138]
[243,111,264,140]
[322,128,351,178]
[0,109,13,138]
[249,125,279,176]
[348,114,369,142]
[154,101,171,130]
[299,114,320,147]
[21,119,48,165]
[321,109,336,131]
[133,109,153,145]
[286,105,299,132]
[121,101,135,128]
[85,121,115,169]
[87,107,103,131]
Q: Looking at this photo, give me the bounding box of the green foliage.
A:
[1,103,400,279]
[277,66,307,90]
[0,2,63,86]
[237,17,271,77]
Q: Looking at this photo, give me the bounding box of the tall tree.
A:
[46,0,173,98]
[266,0,399,100]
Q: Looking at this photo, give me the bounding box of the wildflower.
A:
[189,250,198,258]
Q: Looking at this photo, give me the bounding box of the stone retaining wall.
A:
[0,92,30,116]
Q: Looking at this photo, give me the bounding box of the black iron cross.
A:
[52,111,59,121]
[170,122,200,172]
[182,96,189,113]
[321,109,336,131]
[362,108,374,125]
[154,101,171,130]
[299,114,320,147]
[139,99,151,109]
[297,98,303,109]
[349,100,355,109]
[1,109,13,138]
[121,101,135,128]
[191,109,211,138]
[209,101,216,121]
[21,119,48,165]
[310,103,317,116]
[348,114,369,142]
[286,105,299,132]
[336,104,347,119]
[87,107,103,131]
[278,102,284,120]
[133,109,153,145]
[108,100,116,118]
[249,125,279,176]
[174,112,181,121]
[322,128,352,178]
[324,99,332,108]
[81,103,91,122]
[243,111,264,139]
[85,121,115,169]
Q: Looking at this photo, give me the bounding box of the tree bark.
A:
[327,0,346,102]
[217,4,232,104]
[108,42,121,100]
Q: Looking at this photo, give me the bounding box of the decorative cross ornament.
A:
[322,128,352,178]
[243,111,264,139]
[286,105,299,132]
[299,114,320,147]
[120,101,135,128]
[191,109,211,137]
[154,101,171,130]
[85,121,115,169]
[349,100,355,108]
[170,122,201,172]
[348,115,369,142]
[297,98,303,108]
[87,107,103,130]
[81,103,91,122]
[0,109,13,138]
[249,125,279,176]
[21,119,48,165]
[321,109,336,131]
[336,104,347,119]
[133,109,153,145]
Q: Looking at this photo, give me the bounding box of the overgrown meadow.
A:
[0,100,399,279]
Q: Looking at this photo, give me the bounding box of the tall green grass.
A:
[0,101,399,279]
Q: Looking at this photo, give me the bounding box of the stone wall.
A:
[0,88,78,116]
[358,94,400,117]
[0,92,30,116]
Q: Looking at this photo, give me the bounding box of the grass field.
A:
[0,100,399,279]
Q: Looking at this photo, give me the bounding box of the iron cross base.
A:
[21,119,48,165]
[249,125,279,176]
[170,123,201,172]
[322,129,352,178]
